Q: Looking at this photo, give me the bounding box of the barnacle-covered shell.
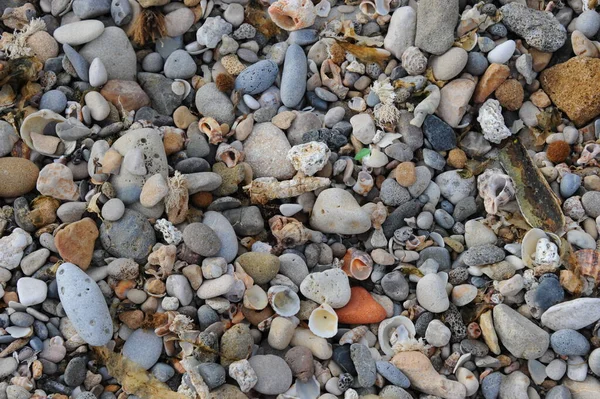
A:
[268,285,300,317]
[577,143,600,165]
[243,285,268,310]
[378,316,416,356]
[20,109,76,157]
[308,303,338,338]
[269,215,310,248]
[477,168,516,215]
[245,176,331,204]
[268,0,316,31]
[576,249,600,283]
[287,141,331,176]
[342,248,373,280]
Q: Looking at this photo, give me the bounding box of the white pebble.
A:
[487,40,516,64]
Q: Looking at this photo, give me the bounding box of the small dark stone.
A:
[332,345,356,375]
[533,273,564,313]
[422,114,457,152]
[415,312,434,338]
[64,357,87,387]
[460,339,490,357]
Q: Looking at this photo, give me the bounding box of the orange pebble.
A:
[114,280,136,300]
[190,191,213,208]
[336,286,387,324]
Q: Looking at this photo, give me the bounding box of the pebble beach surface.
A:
[0,0,600,399]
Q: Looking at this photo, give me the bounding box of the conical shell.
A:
[268,285,300,317]
[342,248,373,280]
[308,303,338,338]
[243,285,268,310]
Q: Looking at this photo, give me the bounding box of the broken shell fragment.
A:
[216,142,244,167]
[342,248,373,280]
[268,0,316,31]
[199,117,227,145]
[308,303,338,338]
[477,168,516,215]
[287,141,331,176]
[353,170,374,196]
[244,176,331,204]
[20,109,76,157]
[359,0,377,17]
[378,316,416,356]
[521,228,561,269]
[268,285,300,317]
[243,285,268,310]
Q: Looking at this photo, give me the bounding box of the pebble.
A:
[237,252,280,285]
[100,209,156,261]
[575,10,600,38]
[493,304,549,359]
[416,273,449,313]
[430,48,468,81]
[40,90,67,113]
[80,27,136,81]
[300,268,351,308]
[101,198,125,221]
[546,359,567,381]
[56,263,113,346]
[195,83,236,125]
[375,361,410,388]
[53,20,105,45]
[183,223,221,257]
[384,7,416,59]
[280,44,307,108]
[463,244,506,266]
[551,329,590,356]
[234,60,279,95]
[248,355,292,395]
[89,58,108,88]
[499,371,530,399]
[487,40,516,64]
[72,0,110,18]
[196,16,232,49]
[164,50,197,80]
[541,298,600,330]
[350,344,376,388]
[414,0,459,55]
[243,122,295,179]
[111,0,132,26]
[0,158,39,198]
[0,358,17,379]
[425,319,451,347]
[122,328,163,370]
[310,188,371,234]
[164,8,195,37]
[500,3,567,52]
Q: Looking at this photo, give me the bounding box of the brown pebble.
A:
[494,79,524,111]
[119,309,145,329]
[191,192,213,208]
[173,106,198,129]
[163,131,185,156]
[0,157,39,198]
[530,89,551,108]
[145,278,166,296]
[54,218,99,270]
[447,148,467,169]
[394,162,416,187]
[473,63,510,103]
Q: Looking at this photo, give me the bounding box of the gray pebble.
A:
[234,60,279,95]
[111,0,132,26]
[481,372,503,399]
[151,363,175,382]
[381,271,409,301]
[9,312,34,327]
[40,90,68,113]
[380,179,411,206]
[164,50,197,80]
[100,209,156,262]
[546,386,572,399]
[550,329,590,356]
[350,343,376,388]
[195,83,235,125]
[463,244,505,267]
[142,52,164,73]
[466,52,489,76]
[63,44,90,82]
[183,223,221,257]
[196,363,226,390]
[72,0,110,19]
[123,328,163,370]
[64,356,87,387]
[375,361,410,388]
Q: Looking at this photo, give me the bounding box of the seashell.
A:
[410,84,440,127]
[362,147,389,168]
[342,158,356,186]
[308,302,338,338]
[378,316,416,356]
[216,142,244,167]
[521,228,561,269]
[268,285,300,317]
[577,143,600,165]
[269,215,310,248]
[353,170,374,196]
[405,234,427,250]
[402,46,428,76]
[173,79,192,98]
[342,248,373,280]
[454,30,478,51]
[244,285,268,310]
[314,0,331,17]
[339,325,369,345]
[376,133,402,148]
[295,376,321,399]
[199,117,226,145]
[348,97,367,112]
[360,0,377,17]
[20,109,76,157]
[477,168,516,215]
[10,376,33,391]
[244,176,331,205]
[576,249,600,282]
[374,0,392,16]
[268,0,317,32]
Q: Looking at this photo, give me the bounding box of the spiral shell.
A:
[342,248,373,280]
[339,325,369,345]
[477,168,516,215]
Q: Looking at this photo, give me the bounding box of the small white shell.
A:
[477,168,516,215]
[378,316,416,356]
[360,0,377,17]
[535,237,560,268]
[362,147,389,168]
[243,285,268,310]
[314,0,331,17]
[268,285,300,317]
[521,228,548,268]
[172,79,191,97]
[308,303,338,338]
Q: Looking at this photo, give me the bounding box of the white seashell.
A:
[268,285,300,317]
[348,97,367,112]
[477,168,516,215]
[294,376,320,399]
[243,285,268,310]
[353,171,374,196]
[577,143,600,165]
[362,147,389,168]
[314,0,331,17]
[308,303,338,338]
[172,79,191,98]
[20,109,76,157]
[378,316,416,356]
[535,237,560,268]
[360,0,377,17]
[376,133,402,148]
[6,326,32,338]
[521,228,547,268]
[374,0,391,16]
[339,325,369,345]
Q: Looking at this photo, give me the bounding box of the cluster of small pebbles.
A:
[1,0,600,398]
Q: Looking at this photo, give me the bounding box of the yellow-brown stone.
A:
[0,157,39,198]
[55,218,99,270]
[540,57,600,126]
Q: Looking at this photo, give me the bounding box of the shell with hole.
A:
[243,285,268,310]
[268,285,300,317]
[521,228,561,269]
[308,303,338,338]
[20,109,76,157]
[342,248,373,280]
[477,168,516,215]
[378,316,416,356]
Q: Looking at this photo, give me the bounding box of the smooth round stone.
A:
[195,83,235,125]
[546,385,572,399]
[381,271,409,301]
[243,122,295,179]
[89,57,107,88]
[223,3,244,27]
[280,44,307,108]
[123,328,163,370]
[351,344,377,388]
[196,274,235,299]
[0,121,18,157]
[582,191,600,218]
[435,170,475,205]
[16,277,46,306]
[100,209,156,262]
[166,274,193,306]
[560,173,581,198]
[151,363,175,382]
[248,355,292,395]
[64,356,87,387]
[101,198,125,221]
[466,52,489,76]
[550,329,590,356]
[197,363,226,390]
[53,20,105,45]
[546,359,567,381]
[576,10,600,38]
[416,273,449,313]
[9,312,34,327]
[164,8,195,37]
[487,40,516,64]
[56,263,113,346]
[111,0,132,26]
[80,27,137,81]
[84,91,110,121]
[0,358,17,379]
[234,60,279,95]
[183,223,221,257]
[481,372,503,399]
[164,50,196,79]
[380,179,411,206]
[40,90,67,113]
[425,319,451,347]
[0,158,39,198]
[463,244,505,267]
[142,52,164,73]
[202,211,238,263]
[430,48,468,81]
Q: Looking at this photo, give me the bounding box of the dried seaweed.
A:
[245,3,280,38]
[128,8,167,46]
[498,139,565,232]
[93,346,186,399]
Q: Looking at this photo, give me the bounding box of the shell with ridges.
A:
[477,168,516,215]
[342,248,373,280]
